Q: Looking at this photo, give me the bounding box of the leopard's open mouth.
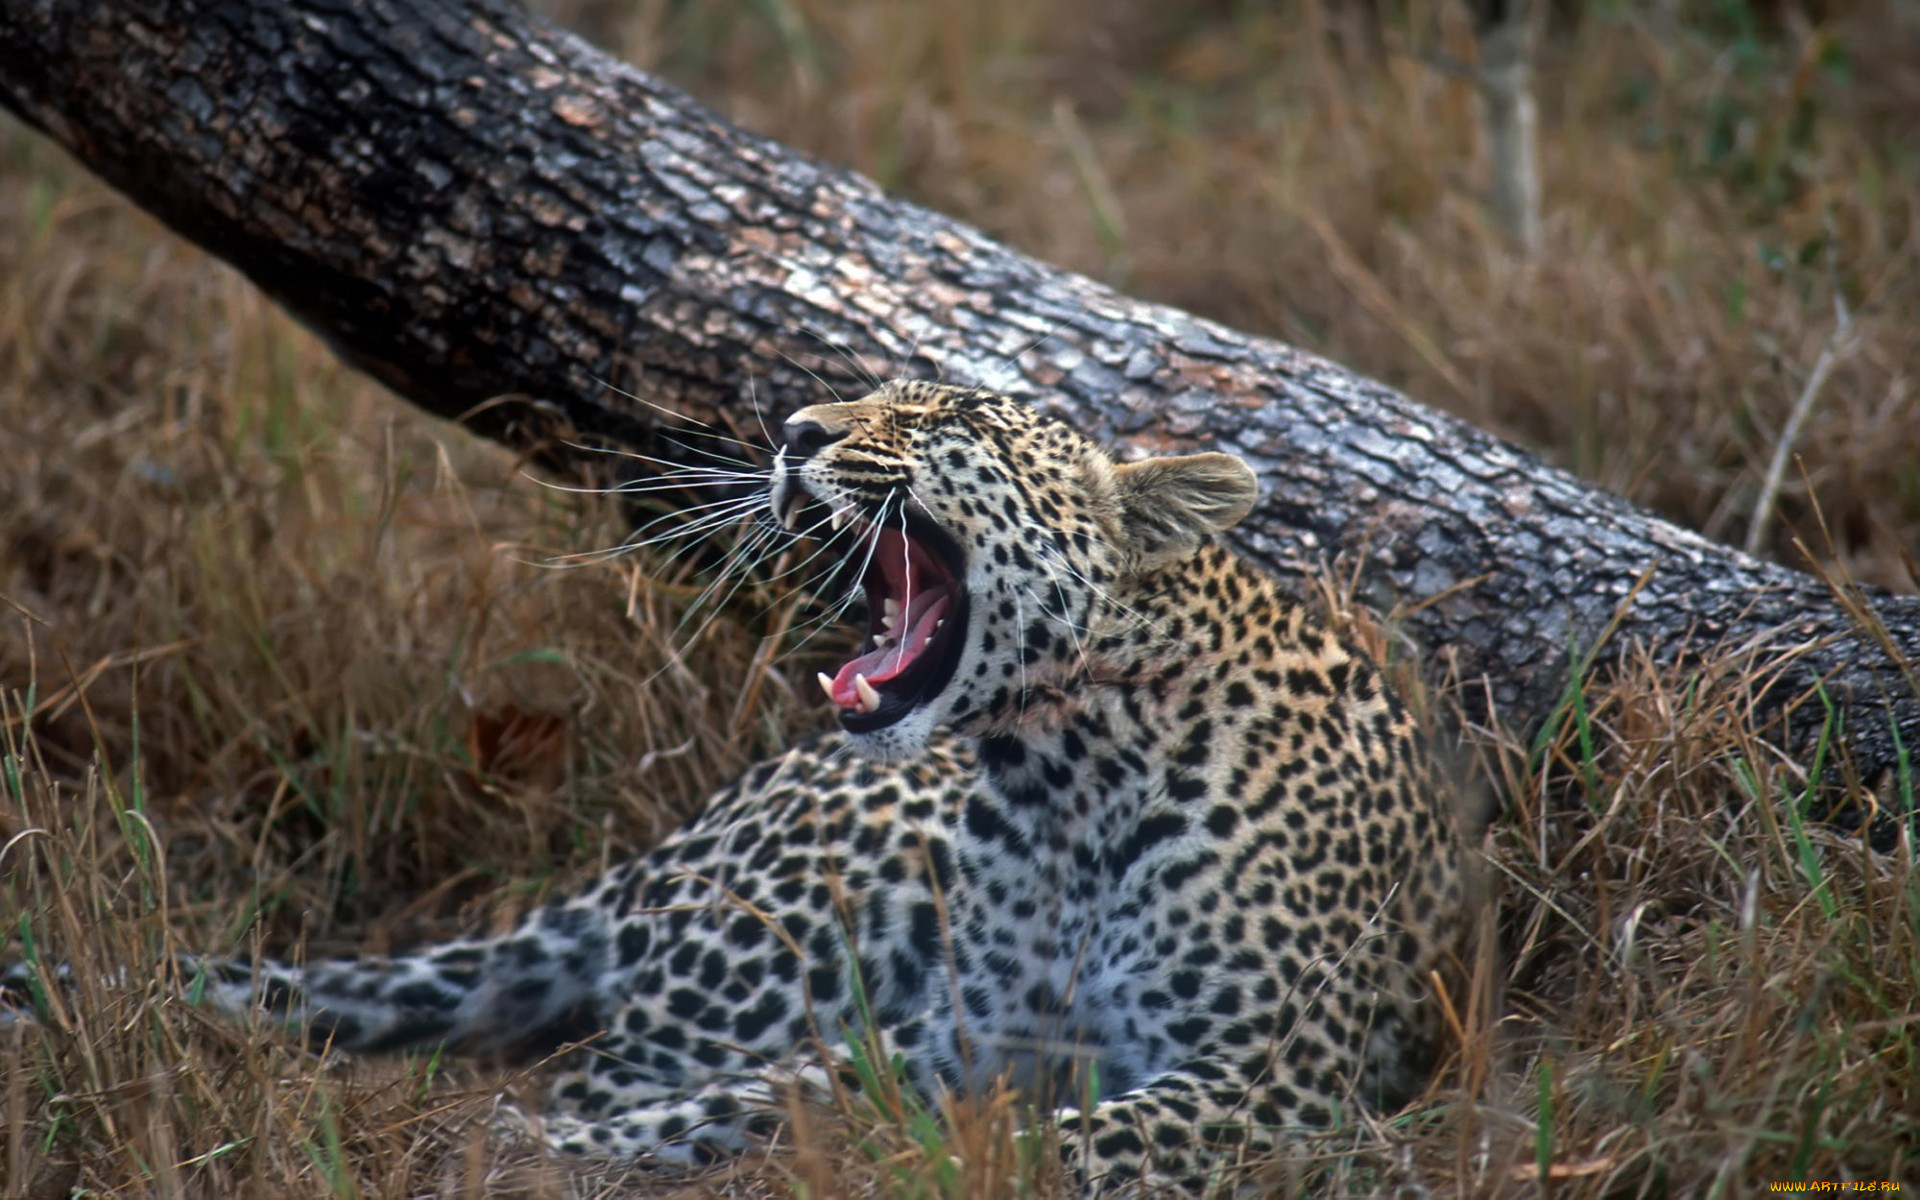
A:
[812,511,969,733]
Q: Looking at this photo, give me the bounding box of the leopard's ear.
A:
[1112,452,1259,570]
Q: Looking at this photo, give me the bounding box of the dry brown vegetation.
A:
[2,1,1916,1195]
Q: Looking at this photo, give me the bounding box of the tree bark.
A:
[1,0,1913,833]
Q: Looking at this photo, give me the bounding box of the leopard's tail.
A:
[191,866,638,1055]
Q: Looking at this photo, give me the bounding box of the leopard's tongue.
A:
[830,588,952,709]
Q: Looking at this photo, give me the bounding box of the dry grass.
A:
[2,0,1916,1195]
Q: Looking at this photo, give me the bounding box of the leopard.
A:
[6,380,1468,1193]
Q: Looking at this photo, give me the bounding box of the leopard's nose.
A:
[781,420,846,462]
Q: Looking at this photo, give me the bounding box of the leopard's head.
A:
[771,381,1258,759]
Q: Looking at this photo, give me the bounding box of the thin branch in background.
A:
[1416,1,1541,252]
[1467,0,1542,254]
[1745,224,1858,557]
[1051,99,1130,286]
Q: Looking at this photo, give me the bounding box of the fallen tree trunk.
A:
[1,0,1913,833]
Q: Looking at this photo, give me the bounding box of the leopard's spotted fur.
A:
[45,382,1470,1192]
